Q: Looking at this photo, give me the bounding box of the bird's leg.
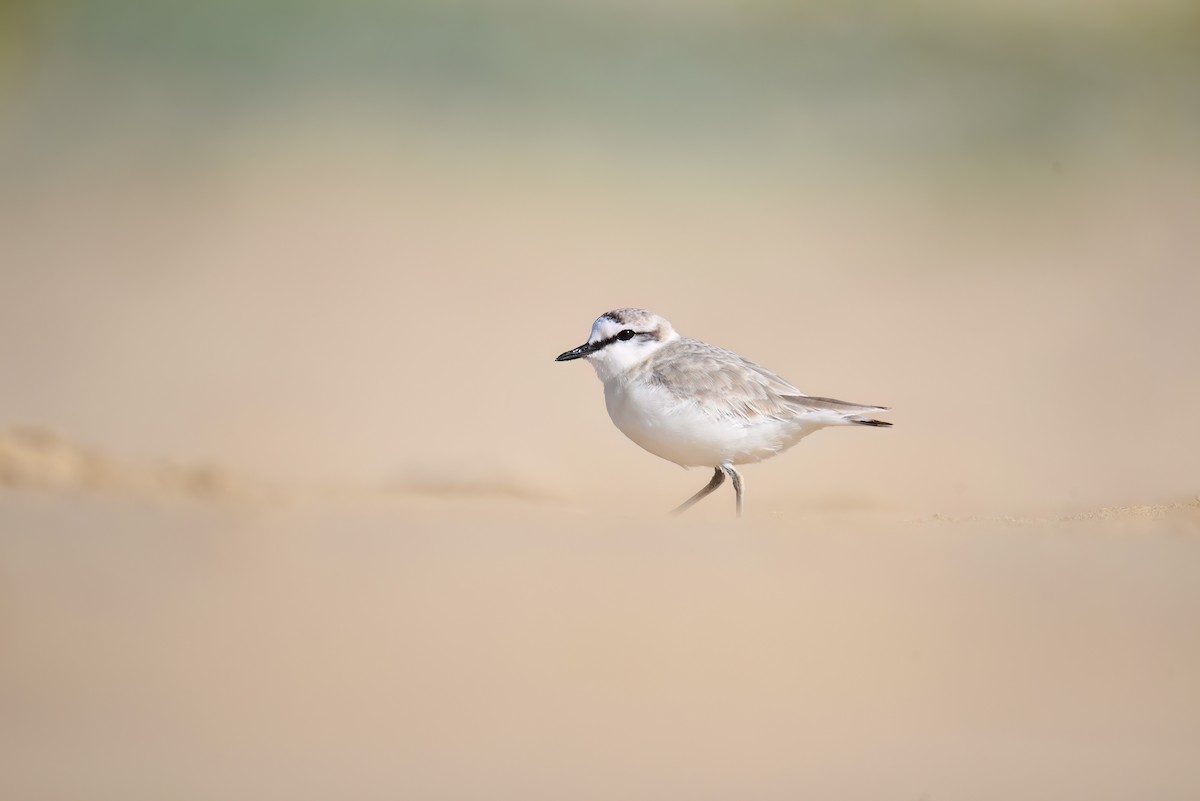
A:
[720,463,743,518]
[670,467,725,515]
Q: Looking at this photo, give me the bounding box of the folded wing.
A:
[647,338,891,427]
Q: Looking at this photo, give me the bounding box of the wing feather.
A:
[639,338,887,425]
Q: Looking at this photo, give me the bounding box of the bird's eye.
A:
[617,329,636,341]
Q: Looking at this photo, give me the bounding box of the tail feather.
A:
[783,394,893,427]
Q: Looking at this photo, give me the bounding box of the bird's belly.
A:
[604,382,816,467]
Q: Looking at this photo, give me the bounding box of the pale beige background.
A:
[2,1,1199,799]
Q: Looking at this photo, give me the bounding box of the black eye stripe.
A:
[591,329,651,351]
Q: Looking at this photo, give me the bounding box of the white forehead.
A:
[587,315,623,343]
[585,308,666,343]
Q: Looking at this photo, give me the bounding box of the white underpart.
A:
[602,376,825,467]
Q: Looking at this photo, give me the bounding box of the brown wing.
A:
[642,339,805,422]
[643,338,889,425]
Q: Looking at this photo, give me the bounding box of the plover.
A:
[555,308,891,516]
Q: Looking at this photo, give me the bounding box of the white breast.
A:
[602,376,820,468]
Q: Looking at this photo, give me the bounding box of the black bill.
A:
[555,342,597,361]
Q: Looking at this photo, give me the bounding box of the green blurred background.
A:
[4,0,1198,184]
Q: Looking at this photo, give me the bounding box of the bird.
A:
[555,308,891,516]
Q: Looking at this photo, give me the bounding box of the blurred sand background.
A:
[2,1,1199,798]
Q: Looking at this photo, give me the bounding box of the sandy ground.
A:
[1,491,1198,800]
[2,123,1200,799]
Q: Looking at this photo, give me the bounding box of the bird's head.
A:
[555,308,678,382]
